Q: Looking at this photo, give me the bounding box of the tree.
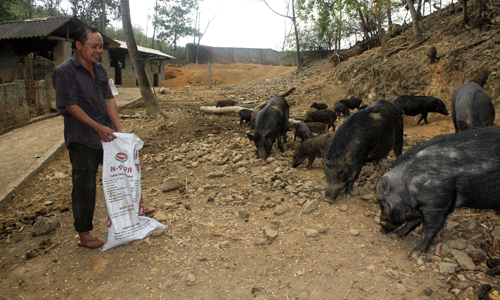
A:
[69,0,120,30]
[155,0,198,57]
[0,0,21,21]
[121,0,164,117]
[261,0,302,69]
[405,0,423,40]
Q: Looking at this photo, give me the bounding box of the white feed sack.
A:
[101,132,165,251]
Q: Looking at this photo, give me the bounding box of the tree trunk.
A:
[406,0,423,40]
[100,0,105,33]
[152,0,158,49]
[291,0,302,69]
[356,8,370,39]
[121,0,162,117]
[463,0,469,24]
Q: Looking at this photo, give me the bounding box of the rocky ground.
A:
[2,2,500,300]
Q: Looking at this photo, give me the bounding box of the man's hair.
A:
[74,26,99,45]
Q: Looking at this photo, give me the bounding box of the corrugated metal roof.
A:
[0,16,75,40]
[116,40,176,60]
[0,16,120,47]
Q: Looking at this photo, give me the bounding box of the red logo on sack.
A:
[115,152,128,162]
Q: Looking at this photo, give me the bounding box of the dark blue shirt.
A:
[53,53,114,149]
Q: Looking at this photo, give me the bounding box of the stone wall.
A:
[0,80,53,135]
[0,81,29,134]
[185,43,296,66]
[212,47,296,66]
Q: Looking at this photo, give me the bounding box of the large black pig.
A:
[393,95,448,124]
[451,82,495,132]
[377,126,500,255]
[324,100,403,201]
[247,88,295,160]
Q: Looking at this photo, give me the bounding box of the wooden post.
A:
[208,61,212,89]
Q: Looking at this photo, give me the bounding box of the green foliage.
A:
[0,0,22,21]
[1,0,67,22]
[105,25,184,58]
[296,0,401,43]
[69,0,120,29]
[154,0,199,49]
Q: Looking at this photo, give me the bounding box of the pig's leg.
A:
[389,219,422,239]
[412,210,449,254]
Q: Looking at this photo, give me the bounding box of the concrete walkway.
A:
[0,87,143,207]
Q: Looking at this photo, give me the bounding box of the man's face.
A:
[76,31,104,65]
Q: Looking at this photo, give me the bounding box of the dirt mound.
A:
[164,63,297,88]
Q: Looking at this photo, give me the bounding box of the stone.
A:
[186,150,200,160]
[238,210,249,219]
[302,199,319,214]
[297,198,307,206]
[491,226,500,242]
[162,177,180,192]
[265,229,278,239]
[385,268,399,279]
[154,211,169,222]
[252,176,265,184]
[339,204,348,211]
[151,229,165,237]
[185,273,197,284]
[253,237,269,245]
[274,204,289,215]
[32,216,60,236]
[316,224,327,233]
[451,249,476,270]
[304,229,319,237]
[447,239,466,250]
[349,229,359,236]
[439,262,458,274]
[207,170,225,178]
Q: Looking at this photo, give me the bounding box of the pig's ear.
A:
[247,133,254,141]
[377,176,390,196]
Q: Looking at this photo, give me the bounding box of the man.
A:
[53,26,153,249]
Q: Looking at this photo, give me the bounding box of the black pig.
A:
[393,95,448,124]
[294,122,314,142]
[304,109,337,131]
[377,126,500,255]
[310,102,328,110]
[238,109,253,127]
[334,101,350,117]
[451,82,495,132]
[216,100,236,107]
[324,100,403,202]
[247,88,295,160]
[339,98,363,110]
[292,132,334,168]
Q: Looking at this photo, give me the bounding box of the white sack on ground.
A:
[101,132,165,251]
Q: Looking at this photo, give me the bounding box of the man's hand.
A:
[95,124,117,143]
